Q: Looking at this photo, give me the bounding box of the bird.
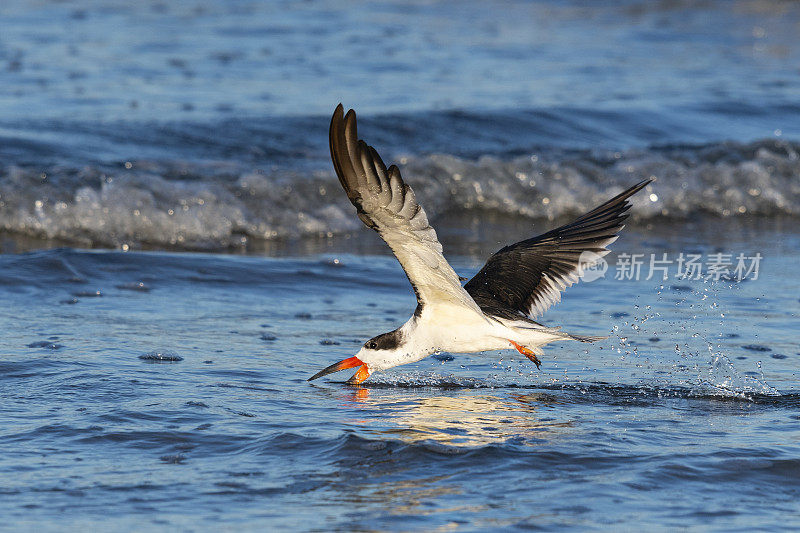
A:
[308,104,651,385]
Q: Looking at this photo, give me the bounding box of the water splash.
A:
[611,278,780,399]
[357,371,491,389]
[697,352,780,398]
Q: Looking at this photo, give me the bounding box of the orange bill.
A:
[346,364,371,385]
[308,356,366,382]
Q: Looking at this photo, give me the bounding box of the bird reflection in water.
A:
[339,385,573,447]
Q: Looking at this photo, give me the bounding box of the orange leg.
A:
[347,364,371,385]
[509,340,542,369]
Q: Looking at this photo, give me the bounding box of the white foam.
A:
[1,139,798,248]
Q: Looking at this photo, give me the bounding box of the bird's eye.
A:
[368,341,377,349]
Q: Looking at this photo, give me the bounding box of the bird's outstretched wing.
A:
[330,104,482,314]
[464,179,651,320]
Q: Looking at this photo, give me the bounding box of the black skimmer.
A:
[309,104,651,385]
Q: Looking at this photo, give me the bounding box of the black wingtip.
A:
[615,178,653,203]
[344,108,357,129]
[331,103,355,119]
[330,104,346,131]
[630,177,654,195]
[332,103,344,121]
[568,178,652,227]
[621,178,654,205]
[330,104,344,137]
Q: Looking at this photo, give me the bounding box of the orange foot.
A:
[509,340,542,370]
[347,364,371,385]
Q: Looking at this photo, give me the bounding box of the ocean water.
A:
[1,224,799,530]
[2,0,800,249]
[1,0,800,530]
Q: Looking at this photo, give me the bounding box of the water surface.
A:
[2,0,799,530]
[1,221,798,530]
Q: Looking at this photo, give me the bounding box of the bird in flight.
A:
[309,104,651,385]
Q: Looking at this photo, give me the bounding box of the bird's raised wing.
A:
[330,104,482,314]
[464,179,651,320]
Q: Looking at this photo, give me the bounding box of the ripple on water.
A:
[116,282,151,292]
[26,341,64,350]
[138,351,183,362]
[742,344,772,352]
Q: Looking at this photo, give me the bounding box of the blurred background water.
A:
[0,0,799,530]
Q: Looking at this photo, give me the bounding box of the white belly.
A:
[413,303,557,355]
[360,303,567,372]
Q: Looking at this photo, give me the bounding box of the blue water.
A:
[1,223,798,530]
[2,0,800,122]
[2,0,800,530]
[2,1,800,248]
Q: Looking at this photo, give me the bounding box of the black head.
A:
[364,329,403,351]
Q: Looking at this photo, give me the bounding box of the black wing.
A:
[330,104,483,314]
[464,179,652,319]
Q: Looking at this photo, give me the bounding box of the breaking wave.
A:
[1,138,797,249]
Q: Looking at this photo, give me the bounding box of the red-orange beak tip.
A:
[346,364,371,385]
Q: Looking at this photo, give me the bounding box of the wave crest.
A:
[1,139,797,249]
